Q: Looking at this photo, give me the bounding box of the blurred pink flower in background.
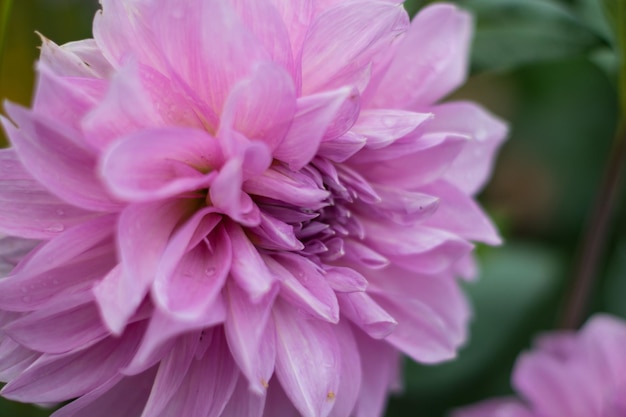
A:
[454,314,626,417]
[0,1,506,416]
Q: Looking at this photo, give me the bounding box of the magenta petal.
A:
[267,254,339,323]
[372,4,472,108]
[274,87,355,170]
[354,331,401,417]
[153,0,270,116]
[249,213,304,251]
[0,149,95,239]
[141,333,200,417]
[4,297,107,354]
[301,0,408,93]
[274,300,341,417]
[317,132,367,163]
[154,330,239,417]
[328,322,361,417]
[431,101,508,195]
[2,105,120,212]
[82,61,163,151]
[225,281,278,394]
[221,62,296,150]
[0,335,38,382]
[94,200,189,333]
[338,292,396,339]
[1,322,144,403]
[354,133,469,187]
[353,110,432,149]
[100,127,220,202]
[422,180,502,245]
[154,225,231,320]
[127,301,226,375]
[49,368,157,417]
[227,222,276,300]
[34,64,105,134]
[324,266,368,293]
[0,215,116,312]
[221,375,267,417]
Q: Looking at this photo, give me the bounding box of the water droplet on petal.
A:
[45,224,65,233]
[205,267,216,276]
[55,209,65,216]
[22,295,32,303]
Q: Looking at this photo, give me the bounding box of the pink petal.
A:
[0,336,39,382]
[0,215,116,312]
[2,104,120,212]
[126,301,226,375]
[364,222,473,274]
[273,300,341,417]
[353,331,400,417]
[50,368,157,417]
[141,333,200,417]
[0,236,38,277]
[328,322,361,417]
[353,110,432,149]
[221,62,296,150]
[232,0,296,78]
[0,149,96,239]
[301,0,408,94]
[225,281,278,394]
[153,225,231,320]
[430,101,509,195]
[352,133,469,188]
[274,87,355,170]
[94,200,189,334]
[152,0,270,116]
[82,61,164,151]
[221,375,267,417]
[34,63,105,134]
[366,185,440,226]
[248,212,304,251]
[422,180,502,245]
[317,132,367,163]
[4,297,108,354]
[268,0,315,66]
[1,322,145,403]
[39,36,112,78]
[100,127,220,202]
[227,222,276,300]
[93,0,163,69]
[153,329,239,417]
[244,166,330,209]
[324,266,368,293]
[267,254,339,323]
[338,292,396,339]
[371,4,472,108]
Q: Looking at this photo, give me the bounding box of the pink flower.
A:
[0,1,506,417]
[454,315,626,417]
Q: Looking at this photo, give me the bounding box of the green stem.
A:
[0,0,14,73]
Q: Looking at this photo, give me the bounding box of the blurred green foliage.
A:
[0,0,624,416]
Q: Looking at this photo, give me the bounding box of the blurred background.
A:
[0,0,623,416]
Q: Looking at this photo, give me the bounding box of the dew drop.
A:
[204,267,216,276]
[20,286,27,293]
[22,295,32,303]
[45,224,65,233]
[52,279,59,285]
[55,209,65,216]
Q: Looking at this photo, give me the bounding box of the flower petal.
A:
[0,149,95,239]
[100,127,221,202]
[371,4,472,108]
[3,104,120,212]
[274,300,341,417]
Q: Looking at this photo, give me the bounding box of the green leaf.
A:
[464,0,604,71]
[602,0,626,116]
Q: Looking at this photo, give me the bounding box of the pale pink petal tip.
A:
[0,1,506,417]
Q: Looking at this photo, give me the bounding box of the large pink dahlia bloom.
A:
[0,1,506,416]
[454,314,626,417]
